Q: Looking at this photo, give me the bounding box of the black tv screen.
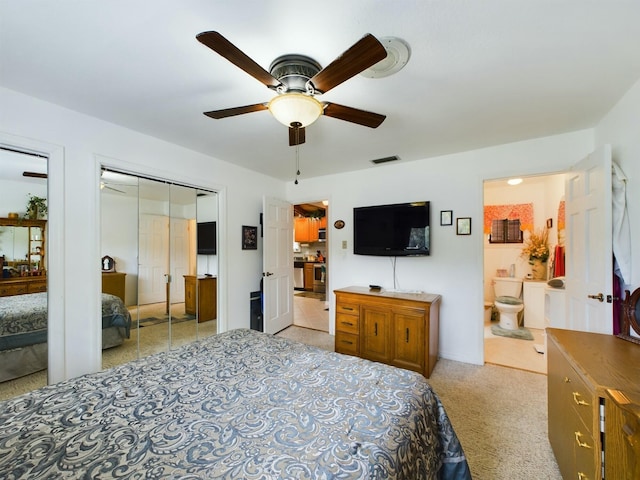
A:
[354,201,430,256]
[197,221,216,255]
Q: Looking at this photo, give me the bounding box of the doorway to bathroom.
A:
[483,173,565,374]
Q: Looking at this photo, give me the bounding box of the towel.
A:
[553,245,565,277]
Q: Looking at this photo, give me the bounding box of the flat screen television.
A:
[354,201,430,256]
[197,221,216,255]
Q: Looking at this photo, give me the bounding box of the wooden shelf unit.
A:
[334,286,440,378]
[0,217,46,296]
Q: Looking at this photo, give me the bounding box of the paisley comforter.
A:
[0,328,471,479]
[0,292,131,351]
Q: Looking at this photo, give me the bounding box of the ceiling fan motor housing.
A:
[269,55,322,93]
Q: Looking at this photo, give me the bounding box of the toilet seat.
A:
[494,295,524,330]
[495,295,522,306]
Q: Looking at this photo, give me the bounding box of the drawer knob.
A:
[572,391,589,406]
[577,473,589,480]
[563,376,570,383]
[574,431,592,449]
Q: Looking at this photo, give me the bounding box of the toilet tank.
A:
[493,277,523,298]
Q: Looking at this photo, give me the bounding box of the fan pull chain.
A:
[294,144,300,184]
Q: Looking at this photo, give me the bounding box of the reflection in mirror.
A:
[195,191,218,340]
[168,183,197,349]
[101,170,139,370]
[0,147,48,399]
[100,169,219,372]
[619,288,640,346]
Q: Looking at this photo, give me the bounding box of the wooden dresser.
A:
[547,328,640,480]
[0,276,47,296]
[184,275,217,322]
[101,272,126,302]
[334,286,440,378]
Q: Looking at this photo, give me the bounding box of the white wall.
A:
[101,192,138,304]
[595,77,640,290]
[286,130,593,364]
[0,86,285,382]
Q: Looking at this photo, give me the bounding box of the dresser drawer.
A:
[336,302,359,316]
[564,368,595,436]
[0,283,28,296]
[335,331,359,356]
[569,412,598,480]
[336,312,359,334]
[28,281,47,293]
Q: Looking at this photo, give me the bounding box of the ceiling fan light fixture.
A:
[268,93,323,127]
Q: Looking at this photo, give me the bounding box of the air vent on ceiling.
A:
[371,155,400,165]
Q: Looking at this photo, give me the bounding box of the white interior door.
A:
[262,196,293,334]
[564,145,613,333]
[169,217,189,304]
[138,213,169,305]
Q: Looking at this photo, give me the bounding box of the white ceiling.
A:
[1,1,640,182]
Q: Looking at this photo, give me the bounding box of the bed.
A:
[0,292,131,382]
[0,328,470,479]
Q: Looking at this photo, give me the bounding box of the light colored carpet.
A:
[418,360,560,479]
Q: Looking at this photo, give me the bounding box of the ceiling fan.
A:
[196,31,388,146]
[22,171,126,194]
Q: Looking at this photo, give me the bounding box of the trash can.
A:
[250,290,263,331]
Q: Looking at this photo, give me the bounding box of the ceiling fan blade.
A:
[289,125,306,146]
[323,103,386,128]
[23,171,47,179]
[203,103,268,119]
[196,31,281,90]
[309,34,387,94]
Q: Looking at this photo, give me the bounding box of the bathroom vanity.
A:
[547,328,640,479]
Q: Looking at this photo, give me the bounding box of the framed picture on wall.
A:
[101,255,116,272]
[242,225,258,250]
[440,210,453,226]
[456,217,471,235]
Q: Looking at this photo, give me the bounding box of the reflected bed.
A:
[0,292,131,382]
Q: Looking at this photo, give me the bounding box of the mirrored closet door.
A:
[0,147,49,398]
[101,170,218,370]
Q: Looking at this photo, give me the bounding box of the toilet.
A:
[493,277,524,330]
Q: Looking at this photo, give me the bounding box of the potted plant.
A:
[25,194,47,219]
[521,227,549,280]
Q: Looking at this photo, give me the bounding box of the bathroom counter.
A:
[523,281,546,329]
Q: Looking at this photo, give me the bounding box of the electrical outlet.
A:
[342,240,347,249]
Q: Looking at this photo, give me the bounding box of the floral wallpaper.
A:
[483,203,534,234]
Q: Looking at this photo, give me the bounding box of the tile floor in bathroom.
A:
[484,318,547,374]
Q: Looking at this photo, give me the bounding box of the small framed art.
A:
[101,255,116,272]
[242,225,258,250]
[440,210,453,226]
[456,217,471,235]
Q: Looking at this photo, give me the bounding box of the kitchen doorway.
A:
[293,200,329,332]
